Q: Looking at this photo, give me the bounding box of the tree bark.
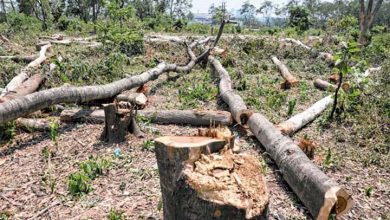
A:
[358,0,384,46]
[116,92,147,106]
[0,55,39,63]
[248,114,353,219]
[208,56,252,125]
[60,108,233,126]
[16,118,51,131]
[277,95,334,135]
[207,56,352,219]
[271,56,299,89]
[0,38,212,124]
[0,44,51,97]
[314,79,336,91]
[0,74,44,103]
[101,104,136,142]
[155,136,269,219]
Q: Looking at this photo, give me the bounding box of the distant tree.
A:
[257,1,274,27]
[209,3,229,24]
[358,0,384,45]
[239,0,256,27]
[288,6,311,32]
[172,0,192,19]
[1,0,7,22]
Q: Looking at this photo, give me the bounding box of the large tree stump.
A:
[155,136,269,220]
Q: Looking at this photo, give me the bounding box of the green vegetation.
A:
[107,209,126,220]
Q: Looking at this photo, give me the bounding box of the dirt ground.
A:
[1,35,389,220]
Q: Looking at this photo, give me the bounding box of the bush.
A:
[288,6,311,33]
[184,23,211,34]
[4,12,42,33]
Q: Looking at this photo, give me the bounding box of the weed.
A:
[80,156,110,180]
[178,79,218,109]
[68,171,93,197]
[142,140,155,151]
[0,121,16,144]
[266,91,287,109]
[365,186,374,197]
[323,148,334,170]
[107,208,126,220]
[287,98,297,116]
[49,120,59,145]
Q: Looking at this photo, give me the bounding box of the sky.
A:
[191,0,291,14]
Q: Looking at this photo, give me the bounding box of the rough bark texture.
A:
[271,56,299,88]
[1,44,52,97]
[155,136,269,220]
[60,109,233,126]
[358,0,384,46]
[0,38,211,124]
[314,79,336,91]
[277,95,334,135]
[101,104,133,142]
[208,56,252,125]
[248,113,353,219]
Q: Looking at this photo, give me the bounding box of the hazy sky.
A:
[191,0,291,14]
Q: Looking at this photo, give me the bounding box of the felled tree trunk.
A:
[280,38,333,63]
[277,95,333,135]
[0,55,39,63]
[0,38,212,124]
[1,44,51,97]
[116,91,147,106]
[0,74,44,103]
[208,56,252,125]
[16,118,51,131]
[314,79,336,91]
[155,135,269,220]
[207,56,352,219]
[60,109,233,126]
[271,56,299,89]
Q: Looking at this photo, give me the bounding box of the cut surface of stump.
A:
[155,135,269,220]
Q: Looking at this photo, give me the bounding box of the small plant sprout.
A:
[107,208,126,220]
[287,98,297,116]
[142,140,155,151]
[365,186,374,197]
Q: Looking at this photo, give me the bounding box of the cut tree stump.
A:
[101,104,143,142]
[155,135,269,220]
[271,56,299,89]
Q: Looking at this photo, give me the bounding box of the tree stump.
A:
[154,136,269,220]
[101,103,143,142]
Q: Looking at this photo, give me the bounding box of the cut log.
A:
[314,79,336,91]
[248,114,352,219]
[280,38,311,50]
[0,38,212,124]
[277,95,333,135]
[208,56,252,125]
[0,74,44,103]
[16,118,51,131]
[271,56,299,88]
[0,55,39,63]
[279,38,334,63]
[207,55,352,219]
[1,44,52,97]
[60,108,233,126]
[155,136,269,219]
[116,92,147,106]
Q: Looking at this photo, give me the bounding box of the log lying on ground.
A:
[271,56,299,88]
[116,91,148,106]
[0,38,212,124]
[279,38,333,63]
[278,66,382,136]
[314,79,336,91]
[207,56,352,219]
[60,108,233,126]
[0,55,39,63]
[155,135,269,219]
[208,56,252,125]
[0,74,44,103]
[277,95,334,135]
[0,44,52,97]
[248,114,352,219]
[16,118,52,131]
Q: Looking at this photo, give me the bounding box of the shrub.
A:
[80,156,110,180]
[68,171,93,196]
[288,6,311,33]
